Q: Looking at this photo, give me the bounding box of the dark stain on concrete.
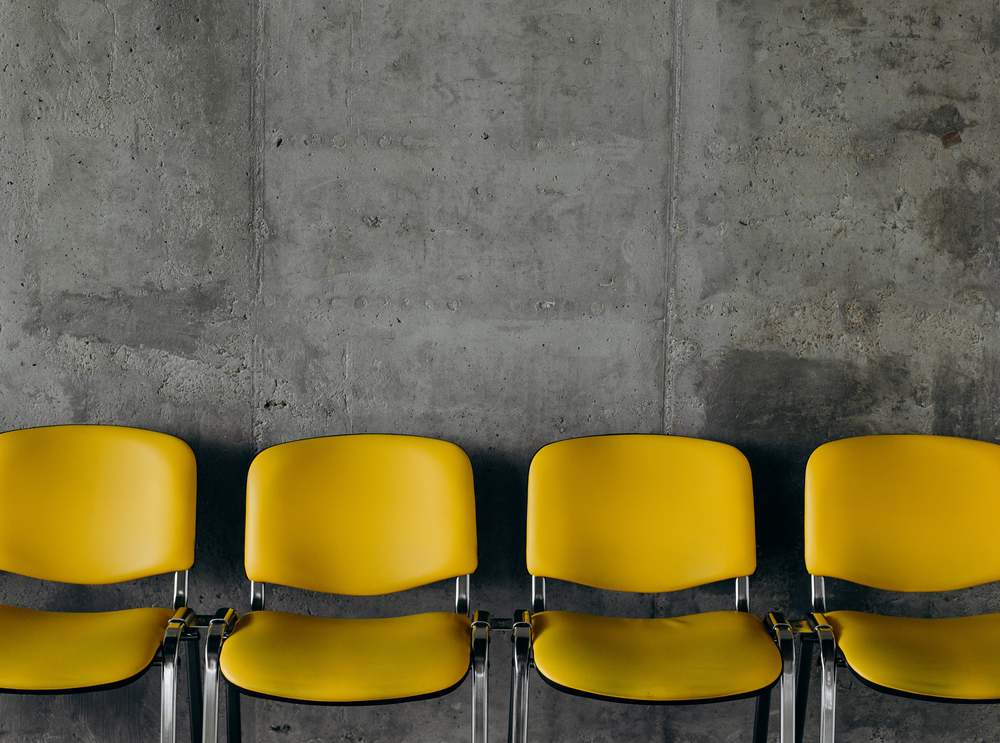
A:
[29,286,224,357]
[699,350,911,454]
[931,355,1000,442]
[908,83,978,103]
[895,104,969,137]
[920,179,1000,278]
[698,351,912,559]
[806,0,867,28]
[873,42,913,70]
[921,186,983,266]
[991,7,1000,54]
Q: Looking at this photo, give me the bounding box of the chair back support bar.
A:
[736,575,750,613]
[527,435,757,592]
[173,571,189,611]
[805,434,1000,592]
[456,574,471,616]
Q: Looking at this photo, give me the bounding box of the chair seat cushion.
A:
[0,604,173,690]
[826,610,1000,700]
[219,610,472,703]
[531,610,781,702]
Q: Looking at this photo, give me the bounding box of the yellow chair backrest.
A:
[527,434,757,593]
[0,425,196,584]
[805,434,1000,592]
[245,434,478,595]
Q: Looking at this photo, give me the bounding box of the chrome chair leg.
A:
[775,619,796,743]
[203,609,238,743]
[472,612,491,743]
[763,612,796,743]
[816,625,837,743]
[185,633,203,743]
[161,622,183,743]
[752,688,770,743]
[227,682,242,743]
[795,641,813,743]
[507,611,531,743]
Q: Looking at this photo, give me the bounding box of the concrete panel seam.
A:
[662,0,684,434]
[249,0,267,451]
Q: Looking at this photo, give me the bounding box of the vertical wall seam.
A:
[249,0,266,452]
[661,0,683,434]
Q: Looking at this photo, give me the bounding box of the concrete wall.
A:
[0,0,998,739]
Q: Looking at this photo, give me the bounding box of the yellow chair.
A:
[508,434,795,743]
[0,424,200,743]
[203,434,486,743]
[804,434,1000,743]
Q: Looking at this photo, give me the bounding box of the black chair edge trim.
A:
[0,663,153,696]
[844,662,1000,705]
[534,668,779,706]
[226,667,471,707]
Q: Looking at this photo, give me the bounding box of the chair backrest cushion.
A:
[527,434,757,593]
[245,434,478,595]
[805,434,1000,591]
[0,425,196,584]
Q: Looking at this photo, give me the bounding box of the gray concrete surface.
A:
[1,0,999,739]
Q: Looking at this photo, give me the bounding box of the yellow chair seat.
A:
[531,610,782,702]
[0,604,174,690]
[219,610,472,703]
[826,610,1000,700]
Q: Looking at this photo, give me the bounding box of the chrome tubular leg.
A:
[203,622,225,743]
[227,682,242,743]
[775,621,796,743]
[161,623,183,743]
[185,633,203,743]
[471,611,491,743]
[202,609,237,743]
[795,642,813,743]
[507,612,531,743]
[816,626,837,743]
[763,612,796,743]
[751,688,770,743]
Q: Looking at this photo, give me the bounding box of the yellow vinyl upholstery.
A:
[219,611,473,702]
[245,434,478,594]
[0,605,175,691]
[531,610,782,702]
[512,434,791,743]
[527,434,757,592]
[806,434,1000,591]
[0,425,196,584]
[803,434,1000,742]
[823,611,1000,700]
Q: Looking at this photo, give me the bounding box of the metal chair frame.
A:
[161,569,204,743]
[203,575,489,743]
[0,569,202,743]
[508,575,796,743]
[795,574,992,743]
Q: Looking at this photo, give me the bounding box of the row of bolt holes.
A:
[284,135,561,150]
[353,297,605,314]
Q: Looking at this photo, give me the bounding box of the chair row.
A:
[0,425,998,743]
